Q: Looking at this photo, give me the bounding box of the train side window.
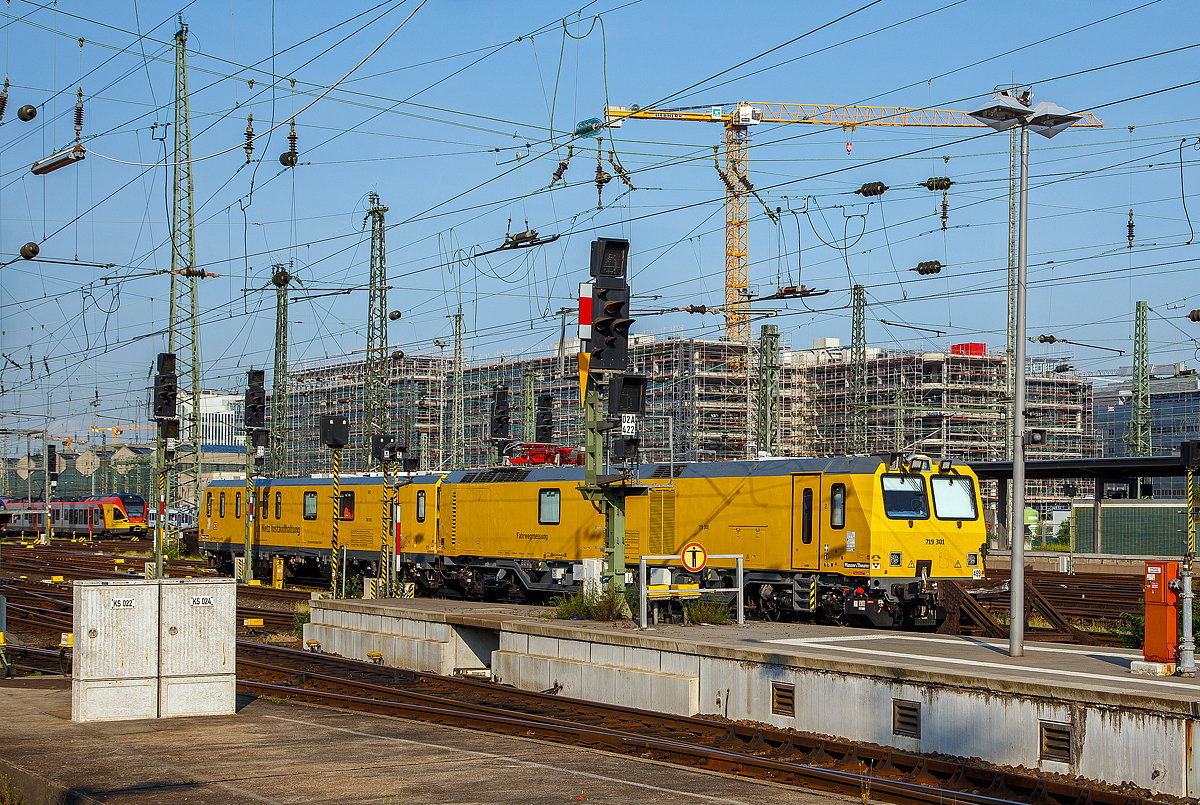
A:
[538,489,561,525]
[219,492,226,518]
[206,492,212,518]
[802,489,813,544]
[235,492,242,519]
[339,491,355,521]
[303,491,318,520]
[830,484,846,529]
[417,490,426,522]
[275,491,282,520]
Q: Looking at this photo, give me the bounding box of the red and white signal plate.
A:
[679,541,708,572]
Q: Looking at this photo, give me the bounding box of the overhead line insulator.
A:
[911,260,942,275]
[244,113,254,164]
[920,177,953,191]
[1127,209,1135,249]
[279,119,299,167]
[0,77,10,122]
[855,181,888,198]
[74,87,84,143]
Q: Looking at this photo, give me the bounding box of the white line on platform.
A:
[266,715,764,804]
[769,633,1142,658]
[763,638,1197,693]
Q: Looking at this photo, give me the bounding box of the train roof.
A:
[203,455,970,488]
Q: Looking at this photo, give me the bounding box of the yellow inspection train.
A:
[200,453,986,627]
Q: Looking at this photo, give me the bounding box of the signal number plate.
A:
[111,598,136,609]
[190,595,215,607]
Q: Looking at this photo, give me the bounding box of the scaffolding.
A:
[284,350,448,477]
[282,332,1092,503]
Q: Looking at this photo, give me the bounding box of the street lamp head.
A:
[968,92,1033,132]
[1027,101,1082,139]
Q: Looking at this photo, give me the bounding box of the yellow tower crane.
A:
[604,102,1103,344]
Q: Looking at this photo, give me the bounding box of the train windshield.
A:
[881,474,929,519]
[931,476,978,520]
[117,495,146,519]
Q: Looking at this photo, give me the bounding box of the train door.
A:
[791,473,821,570]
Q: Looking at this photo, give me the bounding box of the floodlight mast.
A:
[969,88,1081,659]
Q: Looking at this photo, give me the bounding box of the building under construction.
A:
[280,330,1093,517]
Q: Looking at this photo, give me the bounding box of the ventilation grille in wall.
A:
[771,682,795,716]
[1040,722,1072,763]
[892,699,921,738]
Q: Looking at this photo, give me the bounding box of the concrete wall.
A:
[492,632,698,715]
[306,600,1200,797]
[304,602,496,675]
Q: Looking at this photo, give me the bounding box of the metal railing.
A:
[637,553,744,628]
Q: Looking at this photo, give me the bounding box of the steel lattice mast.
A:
[755,324,780,455]
[1130,300,1151,456]
[170,21,201,508]
[363,193,389,460]
[270,265,291,476]
[849,285,867,453]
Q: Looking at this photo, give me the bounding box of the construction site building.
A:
[279,331,1092,522]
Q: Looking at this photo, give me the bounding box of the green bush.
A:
[685,598,731,625]
[550,581,631,621]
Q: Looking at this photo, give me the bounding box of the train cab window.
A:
[303,491,318,520]
[220,492,226,518]
[206,492,212,518]
[802,488,813,544]
[339,491,355,521]
[538,489,561,525]
[259,490,267,520]
[931,476,979,520]
[235,491,242,519]
[112,508,125,521]
[830,483,846,529]
[416,490,426,522]
[275,492,282,520]
[881,474,929,520]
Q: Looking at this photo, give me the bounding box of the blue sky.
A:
[1,0,1198,442]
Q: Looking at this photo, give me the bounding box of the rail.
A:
[637,553,744,628]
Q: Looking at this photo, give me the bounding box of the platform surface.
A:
[322,597,1200,714]
[0,682,852,805]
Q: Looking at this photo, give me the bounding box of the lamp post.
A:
[970,87,1080,658]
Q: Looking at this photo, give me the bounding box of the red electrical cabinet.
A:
[1144,561,1179,663]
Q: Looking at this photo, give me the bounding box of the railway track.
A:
[0,581,297,635]
[981,570,1144,621]
[236,642,1157,805]
[0,569,1157,803]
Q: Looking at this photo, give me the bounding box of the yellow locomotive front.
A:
[804,453,984,627]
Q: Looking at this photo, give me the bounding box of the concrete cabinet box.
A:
[72,678,158,722]
[158,578,237,677]
[159,674,236,718]
[73,580,159,682]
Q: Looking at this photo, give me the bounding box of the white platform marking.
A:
[765,636,1196,693]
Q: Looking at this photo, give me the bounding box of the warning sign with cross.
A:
[679,541,708,572]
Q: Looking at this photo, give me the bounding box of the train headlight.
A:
[967,553,979,567]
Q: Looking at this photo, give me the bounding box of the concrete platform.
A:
[307,596,1200,798]
[0,682,850,805]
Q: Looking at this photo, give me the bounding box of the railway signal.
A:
[244,370,266,429]
[153,353,178,419]
[46,444,58,482]
[589,281,633,371]
[489,385,510,440]
[535,395,554,443]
